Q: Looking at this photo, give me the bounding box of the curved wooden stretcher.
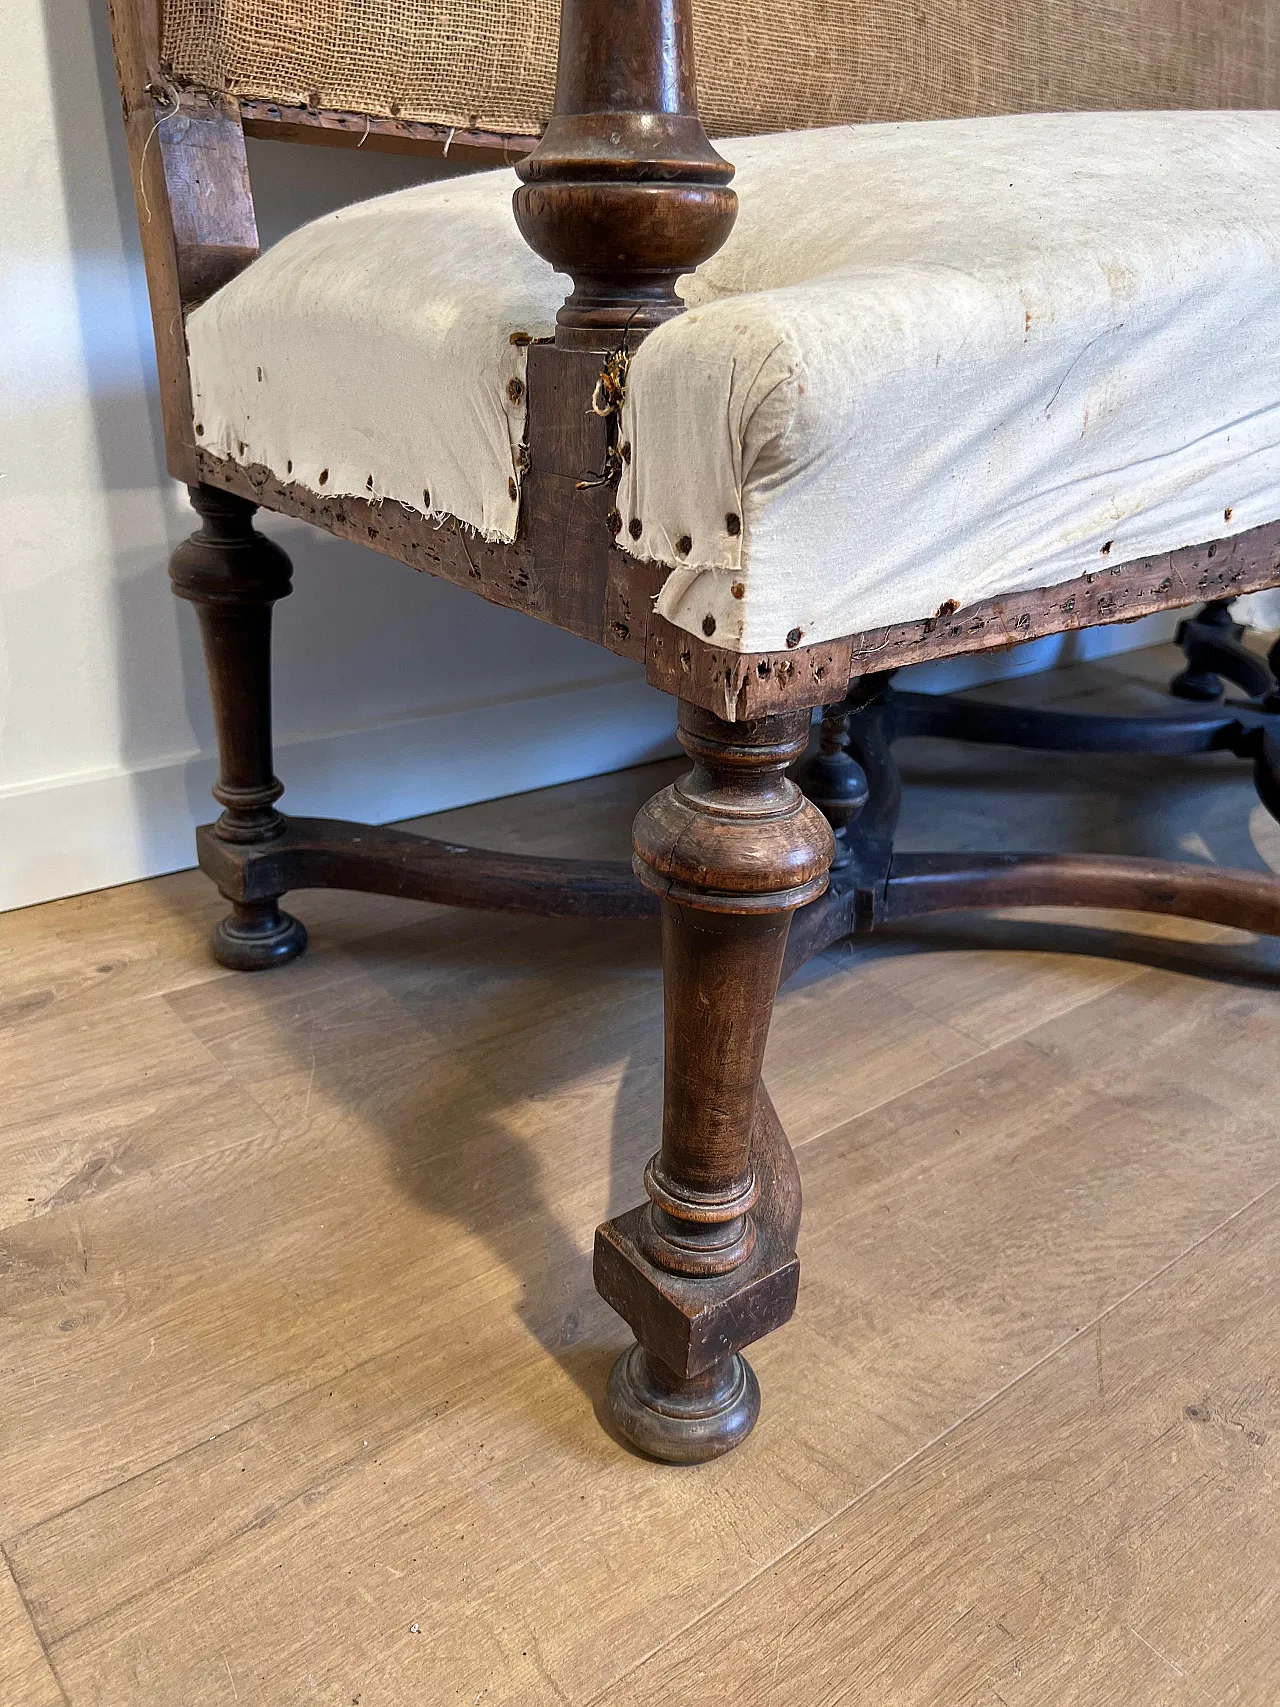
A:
[196,665,1280,1462]
[111,0,1280,1460]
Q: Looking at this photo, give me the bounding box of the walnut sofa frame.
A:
[110,0,1280,1461]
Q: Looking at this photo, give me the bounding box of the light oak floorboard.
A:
[0,991,277,1233]
[1,645,1277,1704]
[16,934,1278,1703]
[0,1552,64,1707]
[597,1187,1280,1707]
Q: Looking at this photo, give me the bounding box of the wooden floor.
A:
[3,642,1279,1706]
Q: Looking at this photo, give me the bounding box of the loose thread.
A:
[137,79,181,223]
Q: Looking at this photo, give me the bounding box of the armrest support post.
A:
[513,0,737,350]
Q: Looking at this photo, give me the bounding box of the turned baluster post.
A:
[796,703,872,872]
[513,0,737,349]
[514,0,834,1459]
[169,484,307,969]
[604,705,833,1459]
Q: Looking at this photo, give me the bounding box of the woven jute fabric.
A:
[162,2,1280,140]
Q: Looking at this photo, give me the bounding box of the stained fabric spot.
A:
[423,487,431,507]
[507,377,524,404]
[786,627,803,648]
[629,518,643,539]
[731,582,745,599]
[1100,539,1112,555]
[508,477,518,500]
[677,534,692,556]
[702,614,717,636]
[1225,506,1234,521]
[318,468,329,485]
[725,513,742,536]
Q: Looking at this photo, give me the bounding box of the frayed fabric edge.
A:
[195,434,521,548]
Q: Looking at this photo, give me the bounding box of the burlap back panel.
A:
[162,2,1280,139]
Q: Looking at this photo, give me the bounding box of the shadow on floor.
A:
[157,644,1280,1453]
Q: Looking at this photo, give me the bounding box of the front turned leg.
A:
[596,703,834,1461]
[170,485,307,970]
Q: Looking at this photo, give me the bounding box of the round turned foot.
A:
[211,899,307,971]
[1169,667,1224,702]
[607,1344,760,1464]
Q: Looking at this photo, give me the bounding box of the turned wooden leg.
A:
[1170,600,1273,701]
[1255,636,1280,825]
[598,702,834,1461]
[794,702,869,872]
[170,484,307,971]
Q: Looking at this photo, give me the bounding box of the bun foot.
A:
[211,899,307,971]
[607,1344,760,1464]
[1168,666,1224,702]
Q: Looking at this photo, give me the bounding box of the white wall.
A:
[2,0,1243,914]
[1,0,687,913]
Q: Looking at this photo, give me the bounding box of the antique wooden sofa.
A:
[108,0,1280,1461]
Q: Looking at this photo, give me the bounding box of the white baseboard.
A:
[0,674,680,913]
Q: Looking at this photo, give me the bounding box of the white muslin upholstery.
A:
[187,110,1280,654]
[187,170,556,541]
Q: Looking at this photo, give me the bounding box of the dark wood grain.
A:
[107,4,258,481]
[196,815,656,919]
[158,92,258,304]
[522,344,620,636]
[886,685,1271,756]
[238,100,535,164]
[884,851,1280,935]
[198,426,1280,721]
[645,523,1280,717]
[595,1083,804,1364]
[595,701,833,1460]
[1170,599,1275,701]
[107,0,197,479]
[513,0,736,347]
[842,526,1280,674]
[169,486,307,969]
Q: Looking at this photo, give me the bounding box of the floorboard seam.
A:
[579,1171,1280,1706]
[2,1543,71,1707]
[783,920,1260,1161]
[7,1313,489,1556]
[14,1071,1268,1633]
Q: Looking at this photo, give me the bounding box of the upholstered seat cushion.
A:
[187,109,1280,653]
